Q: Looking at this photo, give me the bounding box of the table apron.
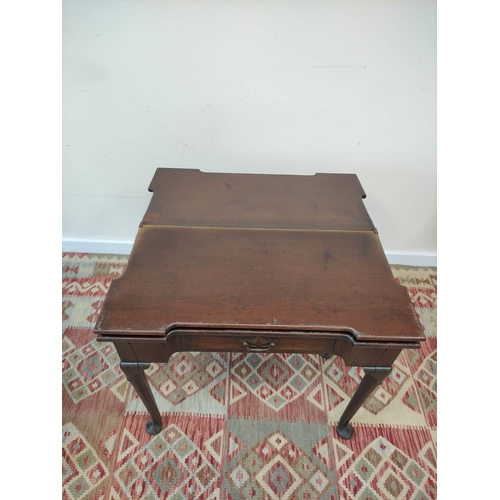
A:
[97,332,419,368]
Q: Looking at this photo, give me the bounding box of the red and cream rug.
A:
[62,253,437,499]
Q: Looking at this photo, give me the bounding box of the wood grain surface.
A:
[141,168,375,231]
[95,225,424,342]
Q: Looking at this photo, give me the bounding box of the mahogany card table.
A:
[94,168,424,439]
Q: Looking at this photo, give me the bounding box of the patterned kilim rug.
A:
[62,253,437,500]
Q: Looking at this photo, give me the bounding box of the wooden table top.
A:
[95,169,424,343]
[141,168,375,231]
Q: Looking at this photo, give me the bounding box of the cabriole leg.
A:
[120,361,162,435]
[337,366,392,440]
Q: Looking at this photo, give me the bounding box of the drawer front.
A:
[179,331,335,355]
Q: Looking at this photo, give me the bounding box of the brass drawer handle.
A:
[241,337,276,352]
[242,338,276,352]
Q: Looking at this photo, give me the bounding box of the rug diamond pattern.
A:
[332,426,437,500]
[231,352,321,411]
[62,338,123,403]
[113,423,220,499]
[62,422,109,500]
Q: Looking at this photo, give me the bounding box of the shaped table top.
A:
[95,169,424,343]
[95,225,423,342]
[141,168,375,231]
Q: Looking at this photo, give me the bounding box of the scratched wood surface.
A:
[95,168,424,344]
[141,168,375,231]
[96,225,423,342]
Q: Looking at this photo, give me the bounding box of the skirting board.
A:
[62,238,134,256]
[62,238,437,268]
[384,252,436,268]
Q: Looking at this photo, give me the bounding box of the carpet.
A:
[62,253,437,499]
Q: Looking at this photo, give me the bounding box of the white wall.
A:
[63,0,436,262]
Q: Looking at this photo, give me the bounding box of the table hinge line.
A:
[128,342,140,364]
